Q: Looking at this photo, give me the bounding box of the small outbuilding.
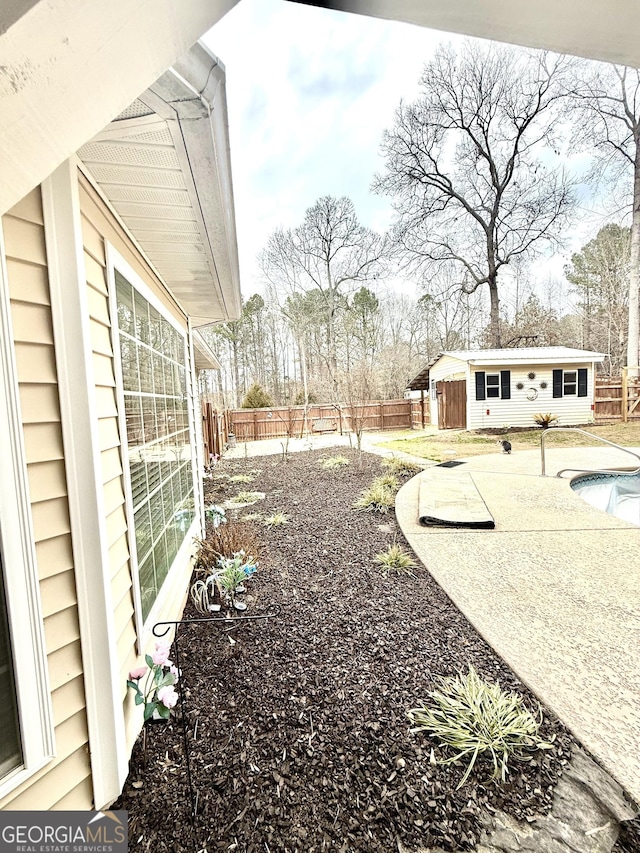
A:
[408,347,605,430]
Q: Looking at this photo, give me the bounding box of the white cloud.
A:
[204,0,456,296]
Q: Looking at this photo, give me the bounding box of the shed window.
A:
[115,270,195,622]
[475,370,511,401]
[553,368,588,398]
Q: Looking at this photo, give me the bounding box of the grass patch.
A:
[374,543,417,573]
[408,665,551,789]
[319,455,350,469]
[379,422,640,462]
[228,473,255,484]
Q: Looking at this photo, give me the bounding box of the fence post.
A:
[379,401,384,430]
[622,368,628,423]
[421,391,426,429]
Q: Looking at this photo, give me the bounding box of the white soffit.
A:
[77,44,242,326]
[193,330,221,371]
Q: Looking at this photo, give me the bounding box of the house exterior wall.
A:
[77,172,202,756]
[0,188,92,809]
[467,361,595,430]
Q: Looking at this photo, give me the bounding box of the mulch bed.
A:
[115,448,576,852]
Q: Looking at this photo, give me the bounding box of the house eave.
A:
[78,42,242,326]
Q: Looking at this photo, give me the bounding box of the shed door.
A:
[436,380,467,429]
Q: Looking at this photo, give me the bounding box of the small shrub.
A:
[533,412,559,428]
[381,456,421,475]
[374,543,417,573]
[229,473,254,484]
[228,490,264,505]
[408,666,551,789]
[194,521,262,578]
[241,383,273,409]
[353,480,396,514]
[263,511,290,527]
[320,455,350,469]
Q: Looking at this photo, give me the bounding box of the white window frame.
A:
[0,217,55,801]
[485,373,501,399]
[563,370,578,396]
[106,245,200,646]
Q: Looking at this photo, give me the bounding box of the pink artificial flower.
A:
[170,665,181,682]
[157,686,179,709]
[128,666,148,680]
[151,642,171,666]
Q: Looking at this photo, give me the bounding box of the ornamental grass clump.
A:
[320,455,350,470]
[353,478,397,514]
[381,456,421,475]
[228,490,264,505]
[374,542,417,573]
[408,665,551,789]
[263,511,290,527]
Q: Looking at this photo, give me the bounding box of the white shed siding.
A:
[467,361,595,430]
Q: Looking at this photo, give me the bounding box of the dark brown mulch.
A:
[115,448,575,853]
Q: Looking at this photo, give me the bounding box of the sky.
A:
[203,1,611,307]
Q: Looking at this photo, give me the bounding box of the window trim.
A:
[107,245,200,646]
[0,213,55,801]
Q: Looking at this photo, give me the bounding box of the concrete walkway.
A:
[396,446,640,807]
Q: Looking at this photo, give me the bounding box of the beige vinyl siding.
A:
[78,172,192,751]
[429,355,469,429]
[0,187,92,810]
[467,362,595,430]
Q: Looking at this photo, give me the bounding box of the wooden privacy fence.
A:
[201,402,230,463]
[224,399,422,443]
[594,372,640,422]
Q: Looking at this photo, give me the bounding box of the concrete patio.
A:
[395,445,640,807]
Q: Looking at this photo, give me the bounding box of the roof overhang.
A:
[193,330,222,371]
[78,43,242,326]
[0,0,239,215]
[287,1,640,68]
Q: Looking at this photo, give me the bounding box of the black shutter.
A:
[552,369,563,398]
[577,368,588,397]
[500,370,511,400]
[475,371,486,401]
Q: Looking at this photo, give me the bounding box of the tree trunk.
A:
[488,277,501,347]
[627,137,640,374]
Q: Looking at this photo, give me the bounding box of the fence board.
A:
[594,377,640,422]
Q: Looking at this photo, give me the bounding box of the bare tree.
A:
[569,63,640,371]
[374,41,576,347]
[564,223,630,373]
[260,196,390,398]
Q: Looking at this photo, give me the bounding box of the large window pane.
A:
[0,550,22,778]
[116,272,193,621]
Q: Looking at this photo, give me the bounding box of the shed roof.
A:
[407,347,605,390]
[441,347,606,365]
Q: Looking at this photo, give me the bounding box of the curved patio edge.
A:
[395,450,640,808]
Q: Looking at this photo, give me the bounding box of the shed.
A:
[409,348,605,430]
